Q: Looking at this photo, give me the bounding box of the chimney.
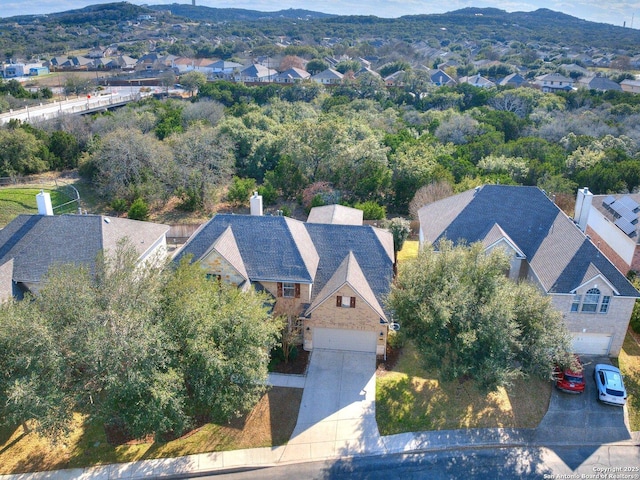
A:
[250,191,263,216]
[574,186,593,232]
[36,190,53,216]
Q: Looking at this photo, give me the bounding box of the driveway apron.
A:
[534,356,631,444]
[281,349,385,461]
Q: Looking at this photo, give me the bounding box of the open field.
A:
[376,342,552,435]
[0,387,302,475]
[0,184,81,227]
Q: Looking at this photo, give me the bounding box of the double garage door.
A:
[313,327,378,353]
[571,333,612,356]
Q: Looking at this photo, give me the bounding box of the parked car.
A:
[594,364,627,406]
[554,356,585,393]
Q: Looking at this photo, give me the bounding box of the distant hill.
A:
[146,4,334,22]
[3,2,152,25]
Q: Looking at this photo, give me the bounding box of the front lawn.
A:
[376,342,551,435]
[619,329,640,431]
[0,387,302,475]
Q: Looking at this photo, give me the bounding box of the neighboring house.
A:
[620,79,640,94]
[577,75,622,92]
[173,209,394,356]
[274,67,311,83]
[311,68,344,85]
[0,192,169,302]
[459,74,495,88]
[574,187,640,274]
[535,73,575,92]
[428,68,456,87]
[237,63,277,83]
[384,70,407,87]
[418,185,639,357]
[307,205,363,226]
[113,55,137,70]
[498,72,527,87]
[209,60,243,76]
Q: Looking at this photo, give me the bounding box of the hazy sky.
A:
[1,0,639,28]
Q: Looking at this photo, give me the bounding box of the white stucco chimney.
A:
[574,186,593,232]
[36,190,53,216]
[250,191,263,216]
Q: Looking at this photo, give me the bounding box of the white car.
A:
[594,364,627,406]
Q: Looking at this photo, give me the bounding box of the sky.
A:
[1,0,639,28]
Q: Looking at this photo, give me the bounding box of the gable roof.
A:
[307,251,386,320]
[202,226,248,281]
[174,214,393,315]
[418,185,639,297]
[307,204,363,225]
[174,215,318,283]
[481,223,526,258]
[304,223,393,308]
[0,214,169,287]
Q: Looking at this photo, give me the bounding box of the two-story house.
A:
[418,185,639,357]
[173,206,394,356]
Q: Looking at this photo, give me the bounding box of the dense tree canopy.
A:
[388,240,573,392]
[0,243,280,441]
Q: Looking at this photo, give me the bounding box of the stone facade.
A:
[201,250,247,288]
[303,284,387,355]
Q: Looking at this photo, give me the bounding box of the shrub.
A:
[227,176,257,206]
[355,200,387,220]
[111,198,129,213]
[258,181,278,205]
[631,301,640,334]
[128,198,149,221]
[279,205,292,217]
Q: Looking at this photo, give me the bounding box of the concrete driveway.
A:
[280,349,385,462]
[534,356,631,444]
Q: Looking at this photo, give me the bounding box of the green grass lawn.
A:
[0,387,302,475]
[619,330,640,431]
[397,240,419,263]
[0,186,80,227]
[376,342,552,435]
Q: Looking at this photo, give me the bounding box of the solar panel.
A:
[602,195,616,207]
[615,218,636,236]
[617,196,640,213]
[611,202,637,223]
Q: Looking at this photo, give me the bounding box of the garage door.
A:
[313,327,377,353]
[571,333,612,355]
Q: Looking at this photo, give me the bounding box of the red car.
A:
[554,356,586,393]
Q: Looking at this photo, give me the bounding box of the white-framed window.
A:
[571,288,611,314]
[282,282,296,298]
[336,295,356,308]
[581,288,600,313]
[571,294,581,312]
[600,295,611,313]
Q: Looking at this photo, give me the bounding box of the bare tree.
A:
[409,180,453,220]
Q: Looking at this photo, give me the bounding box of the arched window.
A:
[581,288,600,313]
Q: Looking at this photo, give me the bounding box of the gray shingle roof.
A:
[304,223,393,307]
[418,185,639,297]
[307,204,363,225]
[0,214,169,287]
[174,214,394,313]
[0,259,13,302]
[174,214,316,283]
[307,251,386,320]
